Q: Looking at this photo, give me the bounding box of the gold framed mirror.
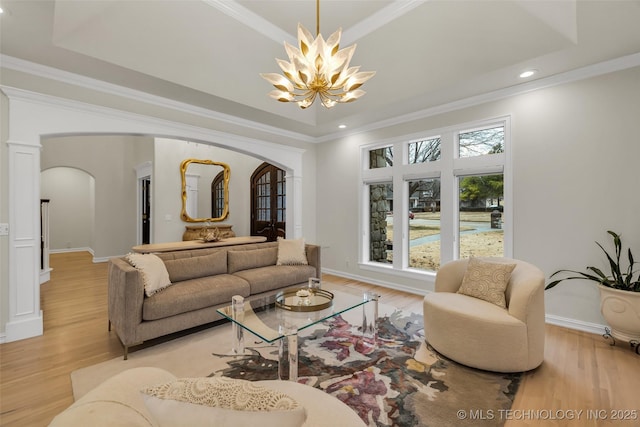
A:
[180,158,230,222]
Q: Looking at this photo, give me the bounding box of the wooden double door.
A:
[251,163,286,241]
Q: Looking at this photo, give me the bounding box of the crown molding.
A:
[342,0,426,46]
[0,84,306,158]
[203,0,426,47]
[0,54,316,144]
[316,52,640,143]
[3,51,639,145]
[201,0,297,46]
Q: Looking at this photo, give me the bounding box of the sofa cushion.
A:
[125,253,172,297]
[140,377,306,427]
[143,275,250,321]
[276,238,308,266]
[233,265,318,295]
[228,247,278,274]
[457,257,516,308]
[163,251,227,283]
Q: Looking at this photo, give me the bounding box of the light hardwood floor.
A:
[1,252,638,426]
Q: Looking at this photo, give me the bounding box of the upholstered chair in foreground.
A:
[423,257,545,373]
[49,367,366,426]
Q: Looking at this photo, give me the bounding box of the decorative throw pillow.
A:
[125,253,172,297]
[457,258,516,308]
[140,377,306,427]
[276,238,308,266]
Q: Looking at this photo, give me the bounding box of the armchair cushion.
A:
[457,257,516,308]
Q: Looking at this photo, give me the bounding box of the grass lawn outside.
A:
[384,211,504,270]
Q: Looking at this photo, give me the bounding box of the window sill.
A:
[358,262,437,283]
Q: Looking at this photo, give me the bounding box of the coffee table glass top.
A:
[216,286,370,343]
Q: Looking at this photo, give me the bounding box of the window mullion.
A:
[392,173,406,270]
[393,141,407,269]
[439,132,456,265]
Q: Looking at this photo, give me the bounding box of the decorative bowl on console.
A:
[200,227,221,242]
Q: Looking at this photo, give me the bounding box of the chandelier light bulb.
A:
[261,23,375,109]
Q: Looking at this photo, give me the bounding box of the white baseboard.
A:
[50,247,94,255]
[322,268,431,297]
[322,268,608,336]
[0,333,6,344]
[39,268,52,284]
[49,247,114,263]
[4,311,44,342]
[544,314,607,336]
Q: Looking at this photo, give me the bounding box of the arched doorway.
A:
[40,167,96,252]
[250,162,286,241]
[2,87,305,343]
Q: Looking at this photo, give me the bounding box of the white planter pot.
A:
[598,284,640,343]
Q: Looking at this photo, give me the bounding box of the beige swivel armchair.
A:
[423,257,545,372]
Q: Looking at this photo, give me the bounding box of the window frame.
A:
[359,116,512,280]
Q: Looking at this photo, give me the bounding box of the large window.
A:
[361,118,510,277]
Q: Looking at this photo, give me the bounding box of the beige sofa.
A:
[48,367,366,427]
[108,241,320,359]
[423,257,545,373]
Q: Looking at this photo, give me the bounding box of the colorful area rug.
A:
[210,311,521,427]
[72,308,521,427]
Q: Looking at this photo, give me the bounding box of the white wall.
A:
[316,66,640,327]
[39,136,268,256]
[40,167,94,252]
[40,135,152,259]
[153,138,263,243]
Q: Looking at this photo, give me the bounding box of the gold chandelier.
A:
[260,0,375,109]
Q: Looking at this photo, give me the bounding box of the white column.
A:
[285,173,303,239]
[6,140,43,341]
[40,199,51,284]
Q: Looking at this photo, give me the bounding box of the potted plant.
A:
[546,231,640,346]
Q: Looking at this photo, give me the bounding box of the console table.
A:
[182,224,235,241]
[132,236,266,253]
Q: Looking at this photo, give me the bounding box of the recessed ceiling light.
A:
[338,124,347,129]
[519,70,537,79]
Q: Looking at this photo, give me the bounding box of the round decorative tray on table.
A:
[275,288,334,312]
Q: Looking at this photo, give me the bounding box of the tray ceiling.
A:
[2,0,640,138]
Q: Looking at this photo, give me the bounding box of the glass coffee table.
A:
[216,285,379,381]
